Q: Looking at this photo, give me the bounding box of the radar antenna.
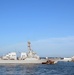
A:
[28,41,32,51]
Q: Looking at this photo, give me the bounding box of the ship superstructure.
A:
[20,41,40,60]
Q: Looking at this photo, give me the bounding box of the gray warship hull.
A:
[0,59,47,64]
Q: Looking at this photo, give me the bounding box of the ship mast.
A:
[28,41,32,52]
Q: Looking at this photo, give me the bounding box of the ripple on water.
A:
[0,62,74,75]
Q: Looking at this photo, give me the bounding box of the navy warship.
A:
[0,42,47,64]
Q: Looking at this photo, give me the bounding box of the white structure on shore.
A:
[63,57,72,62]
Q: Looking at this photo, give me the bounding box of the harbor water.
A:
[0,62,74,75]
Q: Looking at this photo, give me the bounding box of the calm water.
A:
[0,62,74,75]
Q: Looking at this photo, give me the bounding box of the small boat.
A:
[42,59,56,64]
